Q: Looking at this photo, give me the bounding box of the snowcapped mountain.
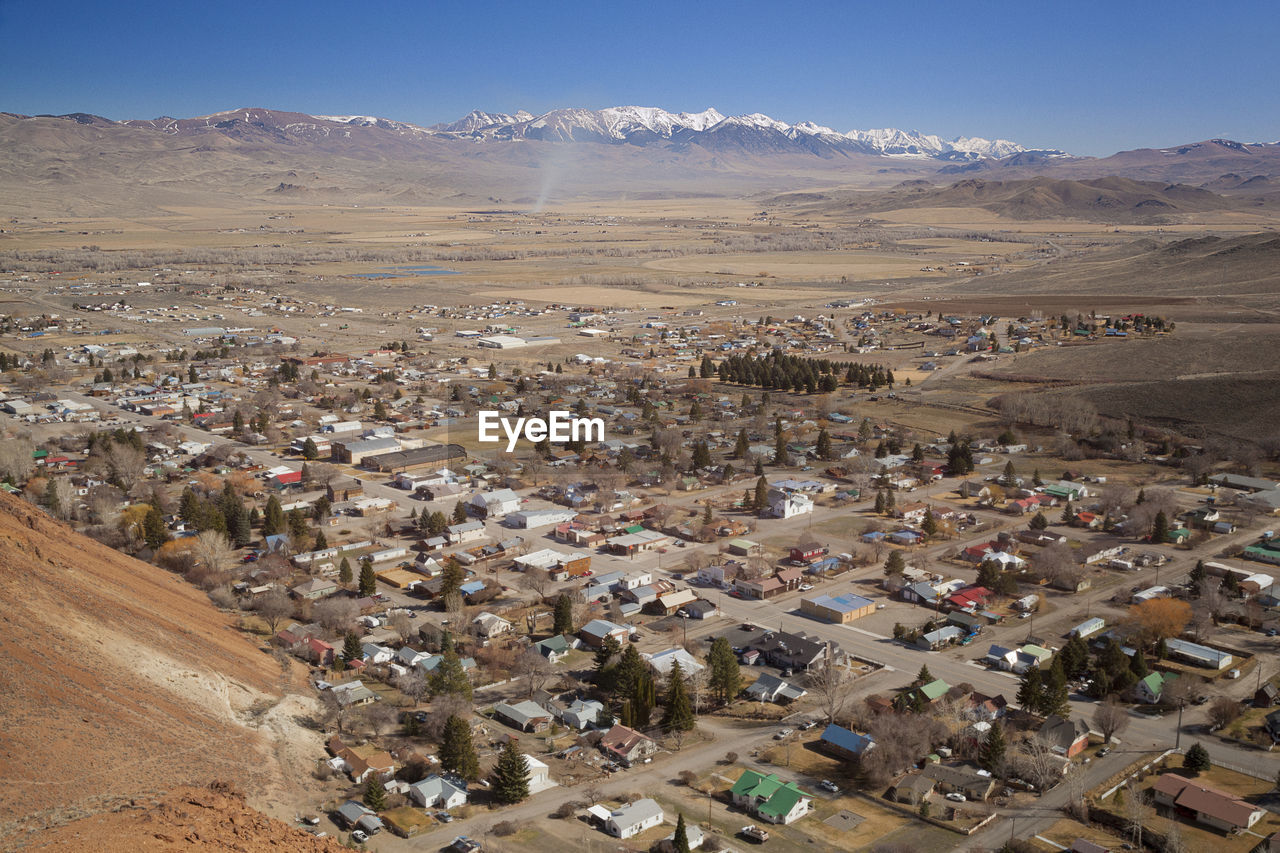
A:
[102,104,1056,161]
[431,104,1050,160]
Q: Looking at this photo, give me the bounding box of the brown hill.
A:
[955,231,1280,296]
[776,176,1261,223]
[23,783,343,852]
[0,493,311,842]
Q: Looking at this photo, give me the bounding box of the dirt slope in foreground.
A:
[0,493,296,841]
[23,783,344,852]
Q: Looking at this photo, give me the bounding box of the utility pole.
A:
[1174,699,1185,750]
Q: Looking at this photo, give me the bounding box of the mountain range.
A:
[4,104,1280,216]
[65,104,1043,161]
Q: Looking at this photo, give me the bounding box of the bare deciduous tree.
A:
[388,610,414,642]
[514,647,555,699]
[254,589,295,634]
[1093,698,1129,744]
[313,596,360,633]
[397,672,429,707]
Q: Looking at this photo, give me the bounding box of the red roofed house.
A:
[598,724,658,765]
[1152,774,1265,832]
[305,637,335,666]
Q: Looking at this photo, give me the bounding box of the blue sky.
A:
[1,0,1276,155]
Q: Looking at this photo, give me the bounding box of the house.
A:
[730,770,812,825]
[408,774,468,810]
[1266,709,1280,740]
[664,823,705,850]
[984,645,1019,670]
[335,801,384,834]
[645,647,705,677]
[578,619,629,648]
[291,577,338,600]
[766,488,813,519]
[800,592,875,624]
[1254,683,1280,708]
[525,754,553,792]
[1037,714,1090,757]
[1069,617,1106,640]
[494,700,553,732]
[361,642,395,664]
[744,673,807,704]
[561,698,604,730]
[920,763,996,801]
[734,574,784,600]
[603,798,664,839]
[331,681,379,707]
[327,735,397,783]
[533,634,578,664]
[1136,672,1174,705]
[1014,644,1054,673]
[469,488,521,519]
[471,611,513,639]
[901,678,951,709]
[598,724,658,764]
[447,520,487,545]
[818,724,875,760]
[1164,638,1233,671]
[743,630,838,671]
[890,773,937,804]
[915,626,965,650]
[1152,774,1266,832]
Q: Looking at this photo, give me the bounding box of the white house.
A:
[603,798,664,839]
[562,698,605,730]
[767,488,813,519]
[408,774,468,810]
[361,642,395,664]
[469,488,521,519]
[525,754,554,793]
[472,611,513,639]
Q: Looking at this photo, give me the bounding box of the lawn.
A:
[1034,816,1126,852]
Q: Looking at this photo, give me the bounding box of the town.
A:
[2,263,1279,853]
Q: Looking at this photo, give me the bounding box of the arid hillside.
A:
[0,493,313,844]
[23,783,343,852]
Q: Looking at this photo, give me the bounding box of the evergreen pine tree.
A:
[734,429,750,459]
[362,775,387,811]
[358,558,377,597]
[313,529,327,550]
[754,476,769,512]
[672,813,692,853]
[916,664,933,684]
[552,593,575,636]
[661,660,696,732]
[429,647,473,700]
[439,714,482,781]
[979,723,1007,773]
[262,495,285,535]
[143,504,170,549]
[815,428,832,461]
[706,636,741,704]
[489,738,531,804]
[884,551,906,575]
[1151,510,1169,544]
[1029,511,1049,531]
[342,632,362,664]
[339,556,352,584]
[1017,666,1043,711]
[1184,743,1211,774]
[452,500,468,524]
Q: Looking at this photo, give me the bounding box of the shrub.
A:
[552,801,584,819]
[678,770,698,787]
[491,821,518,837]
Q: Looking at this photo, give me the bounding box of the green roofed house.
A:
[921,679,951,701]
[1243,540,1280,566]
[730,770,813,825]
[1137,671,1176,704]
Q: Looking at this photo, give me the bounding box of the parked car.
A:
[945,793,966,802]
[818,780,840,793]
[740,825,770,843]
[774,728,794,740]
[1097,747,1111,757]
[799,583,813,591]
[351,830,368,842]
